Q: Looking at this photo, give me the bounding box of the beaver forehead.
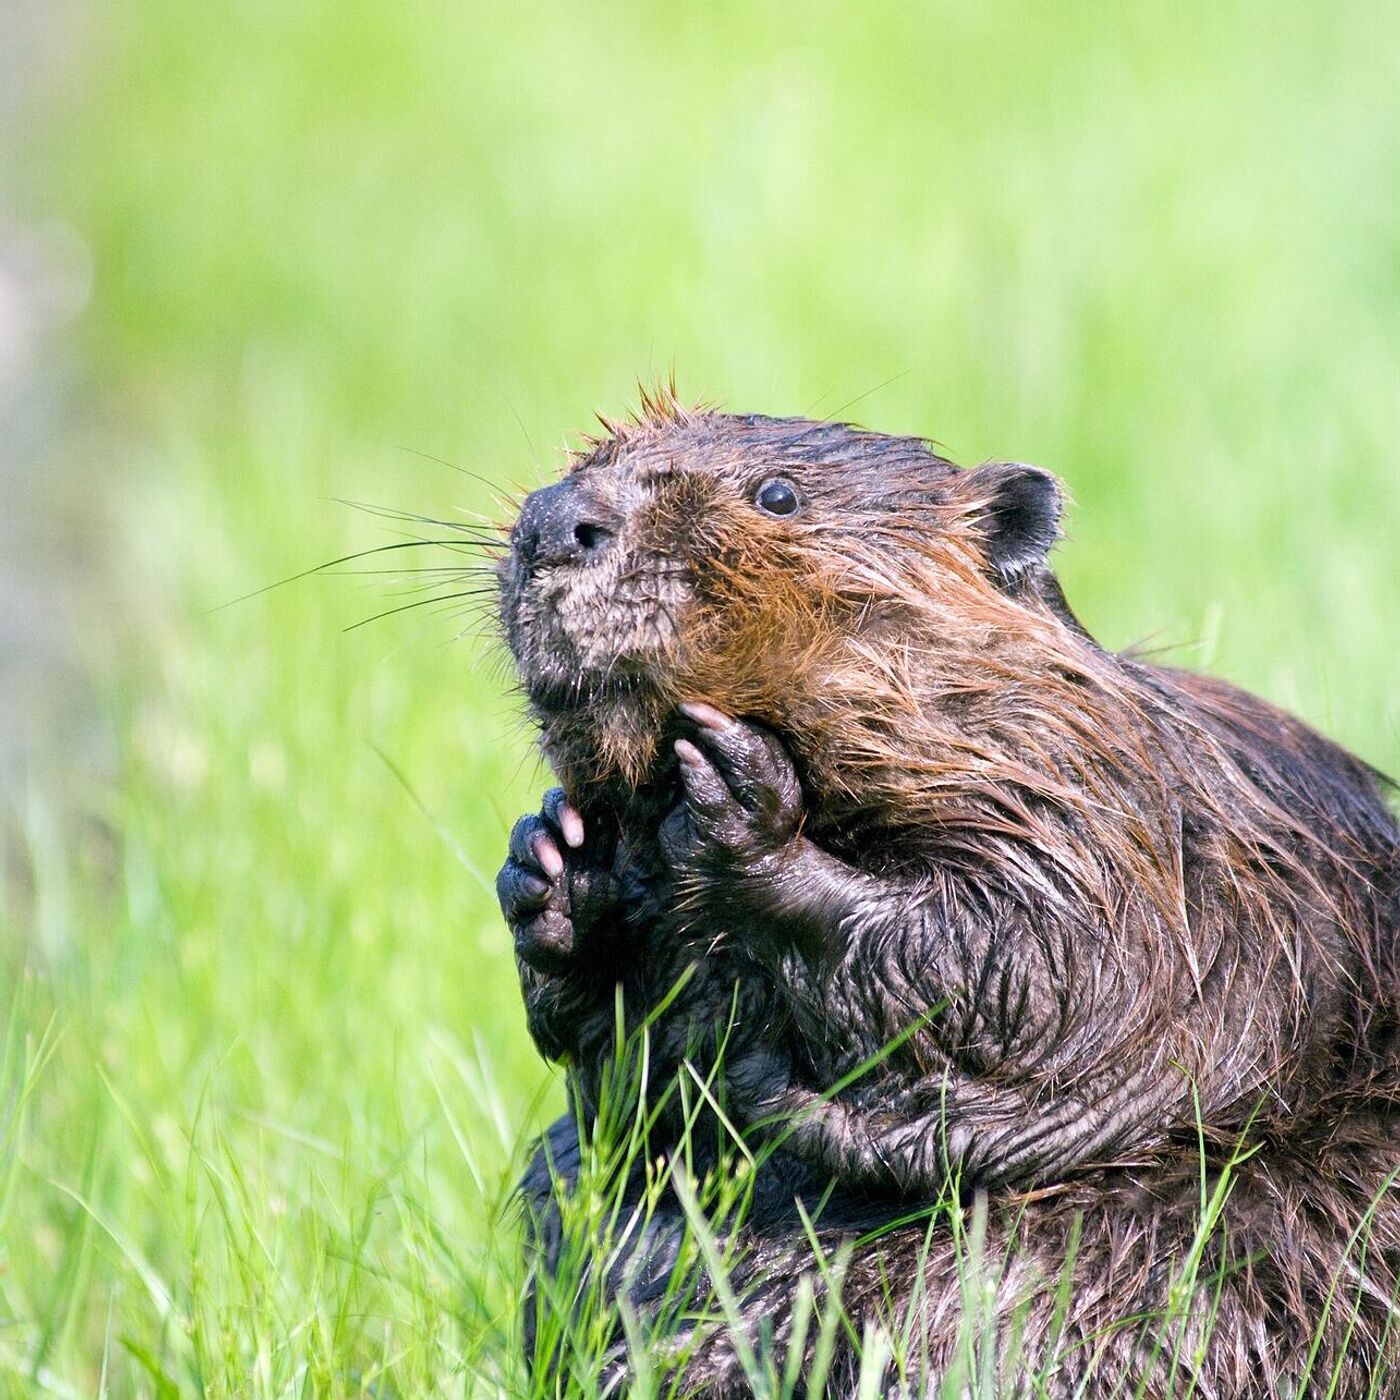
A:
[569,410,963,517]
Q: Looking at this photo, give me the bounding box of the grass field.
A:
[3,1,1400,1394]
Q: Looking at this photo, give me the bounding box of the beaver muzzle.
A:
[511,477,617,577]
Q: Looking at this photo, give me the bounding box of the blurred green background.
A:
[2,1,1398,1392]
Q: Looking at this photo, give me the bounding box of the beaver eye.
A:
[754,477,801,517]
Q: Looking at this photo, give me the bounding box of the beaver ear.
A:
[961,461,1063,583]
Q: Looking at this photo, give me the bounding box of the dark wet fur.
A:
[496,394,1400,1395]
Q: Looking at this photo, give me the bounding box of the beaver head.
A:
[498,392,1070,814]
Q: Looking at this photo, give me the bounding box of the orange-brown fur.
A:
[499,390,1400,1393]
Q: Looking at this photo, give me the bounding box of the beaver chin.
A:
[524,665,656,716]
[524,652,682,800]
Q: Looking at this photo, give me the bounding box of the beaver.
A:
[494,391,1400,1395]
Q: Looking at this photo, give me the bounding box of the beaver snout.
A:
[512,478,617,575]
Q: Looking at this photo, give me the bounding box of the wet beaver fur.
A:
[494,391,1400,1395]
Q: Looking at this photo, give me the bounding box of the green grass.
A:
[3,0,1400,1393]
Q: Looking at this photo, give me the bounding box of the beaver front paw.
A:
[497,788,613,975]
[658,704,804,888]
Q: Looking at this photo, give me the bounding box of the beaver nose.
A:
[513,479,617,571]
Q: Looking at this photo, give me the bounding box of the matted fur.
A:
[497,397,1400,1394]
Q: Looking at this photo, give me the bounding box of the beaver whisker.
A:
[368,575,501,602]
[344,588,499,632]
[333,495,510,542]
[324,564,499,577]
[391,443,527,506]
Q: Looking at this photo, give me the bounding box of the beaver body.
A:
[495,398,1400,1394]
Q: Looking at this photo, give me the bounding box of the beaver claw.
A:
[659,706,804,878]
[497,787,598,974]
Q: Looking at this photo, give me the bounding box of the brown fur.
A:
[498,390,1400,1393]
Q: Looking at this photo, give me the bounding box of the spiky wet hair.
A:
[505,394,1400,1392]
[499,391,1400,1140]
